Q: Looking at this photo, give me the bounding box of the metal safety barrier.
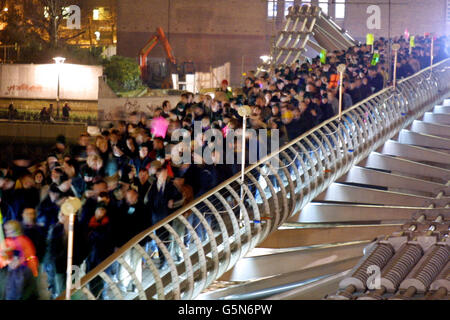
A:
[66,58,450,300]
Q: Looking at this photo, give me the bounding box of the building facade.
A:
[0,0,117,48]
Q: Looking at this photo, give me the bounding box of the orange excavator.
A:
[139,27,194,89]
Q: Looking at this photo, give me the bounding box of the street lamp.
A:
[237,105,252,225]
[61,197,82,300]
[53,56,66,119]
[392,44,400,90]
[337,64,346,121]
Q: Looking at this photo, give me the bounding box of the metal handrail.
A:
[66,58,450,300]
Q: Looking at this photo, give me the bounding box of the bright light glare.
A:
[93,9,99,20]
[53,57,66,64]
[260,55,272,63]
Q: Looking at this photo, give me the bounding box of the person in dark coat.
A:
[10,174,40,220]
[62,103,71,121]
[145,165,182,268]
[86,205,114,271]
[36,183,63,238]
[85,204,114,299]
[397,57,415,79]
[116,189,147,248]
[43,211,84,299]
[21,208,46,263]
[368,67,384,93]
[348,80,362,105]
[360,77,373,100]
[129,143,152,176]
[0,189,16,224]
[319,95,336,122]
[116,189,147,291]
[133,167,153,203]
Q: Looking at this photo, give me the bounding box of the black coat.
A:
[11,188,40,220]
[320,103,335,122]
[146,180,182,226]
[116,201,148,247]
[23,225,46,262]
[285,118,304,141]
[37,196,60,236]
[45,222,85,274]
[368,73,384,93]
[86,218,115,272]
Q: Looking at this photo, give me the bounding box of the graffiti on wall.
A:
[99,96,180,122]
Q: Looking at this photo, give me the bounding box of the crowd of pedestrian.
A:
[0,34,447,300]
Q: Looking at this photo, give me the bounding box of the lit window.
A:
[284,1,294,17]
[319,0,329,15]
[93,7,110,21]
[93,9,99,20]
[267,0,277,19]
[335,0,346,19]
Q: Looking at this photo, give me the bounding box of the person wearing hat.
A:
[218,79,233,100]
[0,220,39,300]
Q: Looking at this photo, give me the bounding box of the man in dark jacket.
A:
[319,95,336,122]
[348,80,362,105]
[368,67,384,93]
[117,189,147,291]
[85,204,114,299]
[36,184,63,238]
[116,188,147,248]
[21,208,46,263]
[145,165,182,268]
[10,174,40,221]
[44,211,84,299]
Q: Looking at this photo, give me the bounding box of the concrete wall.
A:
[342,0,448,42]
[98,96,181,122]
[0,120,87,144]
